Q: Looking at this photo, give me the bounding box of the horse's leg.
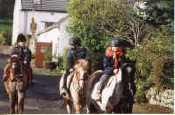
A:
[86,104,90,113]
[72,93,81,113]
[106,102,113,113]
[17,90,25,113]
[73,102,81,114]
[9,93,16,114]
[70,88,80,113]
[15,98,18,113]
[64,97,72,113]
[66,104,71,113]
[17,91,24,114]
[113,104,121,113]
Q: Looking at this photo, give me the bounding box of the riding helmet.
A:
[69,37,81,46]
[17,34,26,43]
[111,36,133,48]
[111,37,123,47]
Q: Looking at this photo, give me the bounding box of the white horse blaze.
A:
[91,69,122,111]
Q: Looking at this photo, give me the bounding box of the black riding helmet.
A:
[111,37,132,48]
[111,37,123,47]
[69,37,81,47]
[17,34,26,43]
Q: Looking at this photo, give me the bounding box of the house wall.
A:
[12,0,25,45]
[13,8,68,44]
[12,0,72,59]
[37,19,72,61]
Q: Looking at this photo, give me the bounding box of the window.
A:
[45,22,54,28]
[33,0,41,5]
[33,0,42,9]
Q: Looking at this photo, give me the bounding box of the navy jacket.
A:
[66,47,88,70]
[103,55,125,75]
[11,46,32,65]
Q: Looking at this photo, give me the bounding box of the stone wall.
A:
[146,87,174,109]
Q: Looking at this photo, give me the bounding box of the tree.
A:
[67,0,174,102]
[0,0,15,19]
[67,0,131,52]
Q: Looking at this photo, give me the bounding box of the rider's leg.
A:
[28,66,33,83]
[96,74,109,100]
[2,63,11,81]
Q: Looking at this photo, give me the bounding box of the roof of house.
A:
[21,0,68,12]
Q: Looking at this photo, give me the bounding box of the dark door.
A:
[35,42,52,68]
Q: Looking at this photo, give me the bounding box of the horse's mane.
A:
[74,59,89,71]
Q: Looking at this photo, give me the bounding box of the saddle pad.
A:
[91,68,122,111]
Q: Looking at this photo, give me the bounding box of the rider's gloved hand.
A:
[113,69,119,74]
[69,68,74,72]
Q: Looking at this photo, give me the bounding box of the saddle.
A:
[92,69,122,101]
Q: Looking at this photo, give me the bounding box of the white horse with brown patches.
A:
[86,61,136,113]
[59,59,90,113]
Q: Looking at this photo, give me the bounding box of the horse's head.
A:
[9,54,22,81]
[121,60,136,83]
[73,59,90,88]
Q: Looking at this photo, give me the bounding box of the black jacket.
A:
[76,47,87,59]
[11,46,32,64]
[66,47,88,69]
[103,55,125,75]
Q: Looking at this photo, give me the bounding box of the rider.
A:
[2,34,32,84]
[60,37,88,96]
[96,37,126,100]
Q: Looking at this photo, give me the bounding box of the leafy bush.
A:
[44,47,52,62]
[0,31,11,45]
[126,26,173,102]
[0,19,12,45]
[67,0,131,53]
[67,0,174,103]
[67,0,136,71]
[57,48,68,73]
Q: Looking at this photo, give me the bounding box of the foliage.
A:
[0,20,12,45]
[67,0,174,103]
[0,32,11,45]
[126,26,173,102]
[57,48,69,73]
[0,0,15,18]
[44,47,52,62]
[151,56,174,89]
[135,0,174,26]
[67,0,131,53]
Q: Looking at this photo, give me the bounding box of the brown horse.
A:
[59,59,90,113]
[3,55,28,114]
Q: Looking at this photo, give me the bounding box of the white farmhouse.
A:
[12,0,72,67]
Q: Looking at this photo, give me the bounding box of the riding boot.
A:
[95,74,109,101]
[28,67,33,85]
